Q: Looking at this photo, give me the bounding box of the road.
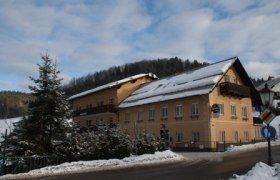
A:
[42,145,280,180]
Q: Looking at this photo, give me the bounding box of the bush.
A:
[132,131,168,155]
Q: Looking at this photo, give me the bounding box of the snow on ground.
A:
[230,162,280,180]
[1,141,280,180]
[0,150,184,180]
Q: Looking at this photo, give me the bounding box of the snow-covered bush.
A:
[132,131,168,155]
[76,127,132,160]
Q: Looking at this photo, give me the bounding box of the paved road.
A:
[42,145,280,180]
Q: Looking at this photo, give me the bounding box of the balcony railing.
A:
[220,82,250,98]
[73,104,117,117]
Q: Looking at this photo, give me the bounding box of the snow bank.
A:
[226,141,280,152]
[230,162,280,180]
[0,150,184,179]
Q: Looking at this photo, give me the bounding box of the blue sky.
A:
[0,0,280,92]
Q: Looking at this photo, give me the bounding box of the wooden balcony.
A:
[73,104,117,117]
[220,82,250,98]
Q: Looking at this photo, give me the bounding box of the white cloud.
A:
[0,0,280,91]
[245,61,279,79]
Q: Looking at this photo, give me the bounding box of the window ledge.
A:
[175,116,183,120]
[191,115,199,119]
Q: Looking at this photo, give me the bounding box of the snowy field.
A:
[1,141,280,180]
[0,117,21,140]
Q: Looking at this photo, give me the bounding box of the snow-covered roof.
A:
[257,77,280,92]
[68,73,158,100]
[119,57,237,108]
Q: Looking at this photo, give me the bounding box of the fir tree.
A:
[7,53,73,156]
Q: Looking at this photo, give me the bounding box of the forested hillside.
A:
[0,57,267,118]
[62,57,209,96]
[0,91,33,119]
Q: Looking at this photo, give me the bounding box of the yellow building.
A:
[118,57,262,151]
[68,73,157,130]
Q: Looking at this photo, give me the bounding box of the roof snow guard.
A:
[119,57,238,108]
[68,73,158,101]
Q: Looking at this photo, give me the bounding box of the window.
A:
[161,106,168,119]
[109,98,114,104]
[149,108,155,121]
[255,127,262,139]
[232,131,238,143]
[175,105,183,117]
[224,75,230,82]
[96,119,104,126]
[215,103,224,115]
[86,120,92,126]
[230,104,237,117]
[125,112,130,124]
[176,132,183,143]
[86,104,92,109]
[233,77,238,84]
[192,132,200,142]
[219,131,225,142]
[138,110,144,122]
[191,103,199,116]
[97,101,103,107]
[244,131,249,142]
[242,106,248,119]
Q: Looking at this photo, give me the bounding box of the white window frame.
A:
[244,131,249,142]
[175,105,183,117]
[255,127,262,139]
[242,105,248,119]
[149,108,155,120]
[230,104,237,117]
[215,103,224,115]
[219,131,225,142]
[125,112,130,123]
[86,119,92,126]
[176,132,183,143]
[96,119,104,126]
[191,103,199,116]
[138,110,144,121]
[161,106,168,119]
[232,131,238,143]
[192,132,200,143]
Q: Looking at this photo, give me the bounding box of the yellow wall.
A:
[71,75,154,128]
[209,67,254,143]
[119,66,256,149]
[118,95,211,146]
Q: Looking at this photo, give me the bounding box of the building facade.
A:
[68,73,157,130]
[118,57,261,150]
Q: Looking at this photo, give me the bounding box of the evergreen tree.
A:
[7,53,73,156]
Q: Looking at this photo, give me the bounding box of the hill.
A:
[0,91,33,119]
[62,57,209,96]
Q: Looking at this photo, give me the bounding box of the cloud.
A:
[245,61,279,79]
[0,0,280,92]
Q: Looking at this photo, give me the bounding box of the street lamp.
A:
[259,83,275,166]
[259,83,274,109]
